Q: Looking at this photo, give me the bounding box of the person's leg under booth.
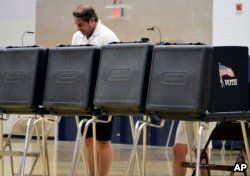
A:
[173,121,216,176]
[80,116,113,176]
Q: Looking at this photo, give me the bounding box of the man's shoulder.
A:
[97,23,119,43]
[99,23,115,35]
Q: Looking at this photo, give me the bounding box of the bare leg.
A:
[85,138,113,176]
[85,138,95,176]
[97,140,113,176]
[173,143,188,176]
[173,144,209,176]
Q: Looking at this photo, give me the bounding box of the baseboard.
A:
[3,134,55,140]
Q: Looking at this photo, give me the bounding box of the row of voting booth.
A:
[0,43,249,176]
[0,44,248,117]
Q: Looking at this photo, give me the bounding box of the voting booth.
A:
[43,46,100,115]
[146,44,213,120]
[208,46,249,112]
[94,43,153,115]
[0,46,48,113]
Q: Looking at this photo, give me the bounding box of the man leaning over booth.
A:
[71,4,119,176]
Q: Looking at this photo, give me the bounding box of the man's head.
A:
[73,4,98,38]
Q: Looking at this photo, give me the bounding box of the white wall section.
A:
[213,0,250,53]
[0,0,36,47]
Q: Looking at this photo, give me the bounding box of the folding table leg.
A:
[184,122,194,163]
[129,116,142,176]
[71,118,94,176]
[74,115,87,171]
[0,114,3,176]
[166,120,175,148]
[125,120,147,176]
[195,123,205,176]
[18,118,35,176]
[71,115,112,176]
[240,121,250,164]
[142,115,148,176]
[70,118,89,176]
[165,120,175,176]
[53,115,60,176]
[125,118,165,176]
[3,116,33,175]
[92,116,98,176]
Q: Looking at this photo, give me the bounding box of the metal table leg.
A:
[240,121,250,164]
[53,115,60,176]
[92,116,98,176]
[195,123,204,176]
[166,120,175,148]
[74,116,89,175]
[142,115,148,176]
[18,115,50,176]
[125,120,147,176]
[71,118,95,175]
[184,122,194,163]
[3,116,33,175]
[125,118,165,176]
[41,118,47,176]
[71,116,112,175]
[129,115,142,176]
[18,118,35,176]
[0,114,3,176]
[70,118,89,176]
[165,120,175,176]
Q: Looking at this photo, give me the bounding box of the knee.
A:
[85,138,93,148]
[173,144,188,160]
[97,141,112,151]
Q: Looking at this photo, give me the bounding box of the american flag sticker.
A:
[219,63,235,77]
[218,63,235,88]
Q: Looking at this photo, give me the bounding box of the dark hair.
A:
[73,4,98,22]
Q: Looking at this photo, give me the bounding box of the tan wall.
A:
[36,0,212,47]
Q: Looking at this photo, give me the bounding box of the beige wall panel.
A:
[36,0,212,47]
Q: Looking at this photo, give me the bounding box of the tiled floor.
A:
[1,139,250,176]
